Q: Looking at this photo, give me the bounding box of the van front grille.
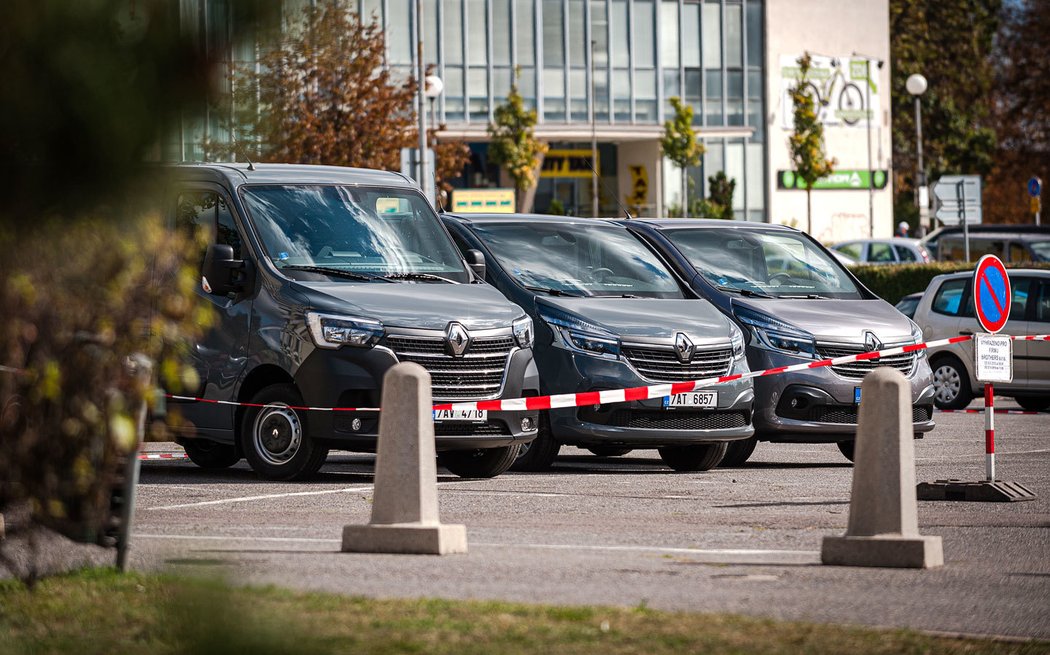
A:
[385,335,514,400]
[621,345,734,383]
[817,343,917,380]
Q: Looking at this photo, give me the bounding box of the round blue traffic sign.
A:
[1028,176,1042,197]
[973,255,1011,334]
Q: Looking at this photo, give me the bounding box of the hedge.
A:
[847,262,1050,305]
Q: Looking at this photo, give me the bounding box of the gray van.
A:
[625,219,936,464]
[443,214,755,472]
[166,163,539,480]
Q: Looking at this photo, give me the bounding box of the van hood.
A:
[732,297,914,345]
[296,281,526,331]
[537,297,733,346]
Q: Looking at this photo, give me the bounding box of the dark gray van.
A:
[166,163,539,480]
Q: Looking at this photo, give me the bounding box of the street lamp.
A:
[906,73,928,233]
[423,74,444,207]
[853,52,883,239]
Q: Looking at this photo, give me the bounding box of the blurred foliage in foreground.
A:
[0,0,249,582]
[2,569,1045,655]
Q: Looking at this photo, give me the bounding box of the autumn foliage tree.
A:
[661,97,705,217]
[488,75,548,212]
[789,53,836,234]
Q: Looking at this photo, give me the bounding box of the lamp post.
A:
[415,0,430,204]
[424,74,443,205]
[853,53,883,238]
[906,73,928,233]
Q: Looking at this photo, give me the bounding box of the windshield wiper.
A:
[379,272,458,284]
[715,285,774,299]
[278,265,389,282]
[777,293,830,299]
[522,284,589,297]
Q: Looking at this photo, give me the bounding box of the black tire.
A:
[719,437,757,467]
[438,445,519,478]
[239,384,328,481]
[183,439,240,469]
[837,440,855,463]
[1015,396,1050,412]
[931,355,974,410]
[657,443,728,472]
[512,414,560,472]
[587,447,632,458]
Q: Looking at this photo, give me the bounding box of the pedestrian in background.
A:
[897,221,910,238]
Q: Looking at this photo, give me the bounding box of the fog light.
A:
[350,418,362,431]
[521,417,536,432]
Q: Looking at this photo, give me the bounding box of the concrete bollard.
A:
[341,362,467,555]
[822,367,943,568]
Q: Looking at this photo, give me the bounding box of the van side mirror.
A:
[202,243,246,295]
[465,249,486,281]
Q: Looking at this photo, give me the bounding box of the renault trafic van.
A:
[166,164,538,480]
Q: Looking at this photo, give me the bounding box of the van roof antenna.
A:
[584,158,633,220]
[246,159,256,171]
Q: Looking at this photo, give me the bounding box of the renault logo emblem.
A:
[674,332,694,363]
[864,331,882,353]
[445,322,472,357]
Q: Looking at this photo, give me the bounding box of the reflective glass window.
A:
[725,3,742,67]
[661,2,680,68]
[543,0,565,66]
[517,0,536,65]
[611,0,629,67]
[493,0,512,65]
[702,3,721,68]
[635,1,655,68]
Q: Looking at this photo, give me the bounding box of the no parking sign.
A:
[972,255,1011,334]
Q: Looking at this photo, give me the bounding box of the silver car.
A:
[624,219,937,464]
[831,238,931,264]
[912,269,1050,411]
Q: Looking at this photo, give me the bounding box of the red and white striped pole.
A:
[985,382,995,481]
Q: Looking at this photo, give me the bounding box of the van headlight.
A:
[735,307,817,359]
[306,312,384,349]
[513,315,534,348]
[539,307,620,360]
[730,323,746,360]
[909,321,927,359]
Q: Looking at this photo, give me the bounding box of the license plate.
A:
[663,391,718,409]
[854,387,862,404]
[433,409,488,423]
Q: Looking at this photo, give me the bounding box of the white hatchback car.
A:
[912,269,1050,410]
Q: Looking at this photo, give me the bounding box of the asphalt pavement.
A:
[129,402,1050,640]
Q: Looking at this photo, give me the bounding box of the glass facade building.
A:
[170,0,767,220]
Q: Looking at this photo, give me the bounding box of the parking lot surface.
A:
[131,404,1050,639]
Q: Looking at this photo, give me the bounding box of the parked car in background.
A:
[623,219,937,464]
[920,224,1050,261]
[830,238,930,264]
[443,213,756,473]
[895,292,923,319]
[830,249,858,267]
[911,269,1050,410]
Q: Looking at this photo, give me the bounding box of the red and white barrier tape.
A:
[139,452,189,460]
[936,408,1048,415]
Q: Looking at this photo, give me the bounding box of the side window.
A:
[1036,281,1050,323]
[970,239,1003,259]
[1009,278,1030,321]
[176,191,243,271]
[1008,242,1030,263]
[931,278,968,316]
[895,245,918,262]
[447,227,472,257]
[869,242,895,263]
[836,243,862,260]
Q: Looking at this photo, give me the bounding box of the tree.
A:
[488,74,548,212]
[707,171,736,220]
[211,0,417,170]
[788,53,836,234]
[890,0,1000,224]
[660,97,705,217]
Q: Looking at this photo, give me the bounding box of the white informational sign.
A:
[975,334,1013,383]
[780,55,880,129]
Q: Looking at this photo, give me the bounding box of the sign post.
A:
[932,175,982,260]
[917,255,1035,502]
[1028,176,1041,227]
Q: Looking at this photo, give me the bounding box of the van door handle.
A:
[959,330,974,336]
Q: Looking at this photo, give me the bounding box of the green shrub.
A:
[848,262,1050,305]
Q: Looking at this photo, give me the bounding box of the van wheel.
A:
[183,440,240,469]
[836,440,855,463]
[658,443,728,472]
[719,437,757,467]
[932,355,973,409]
[240,384,328,481]
[587,447,632,457]
[439,445,519,478]
[1016,396,1050,412]
[512,414,560,471]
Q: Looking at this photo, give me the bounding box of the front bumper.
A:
[748,347,936,443]
[540,348,755,448]
[295,345,540,451]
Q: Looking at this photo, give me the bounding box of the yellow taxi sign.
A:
[451,188,516,214]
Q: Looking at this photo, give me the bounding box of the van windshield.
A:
[471,221,684,298]
[241,185,467,282]
[663,227,862,299]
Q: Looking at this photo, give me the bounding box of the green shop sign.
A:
[777,169,888,190]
